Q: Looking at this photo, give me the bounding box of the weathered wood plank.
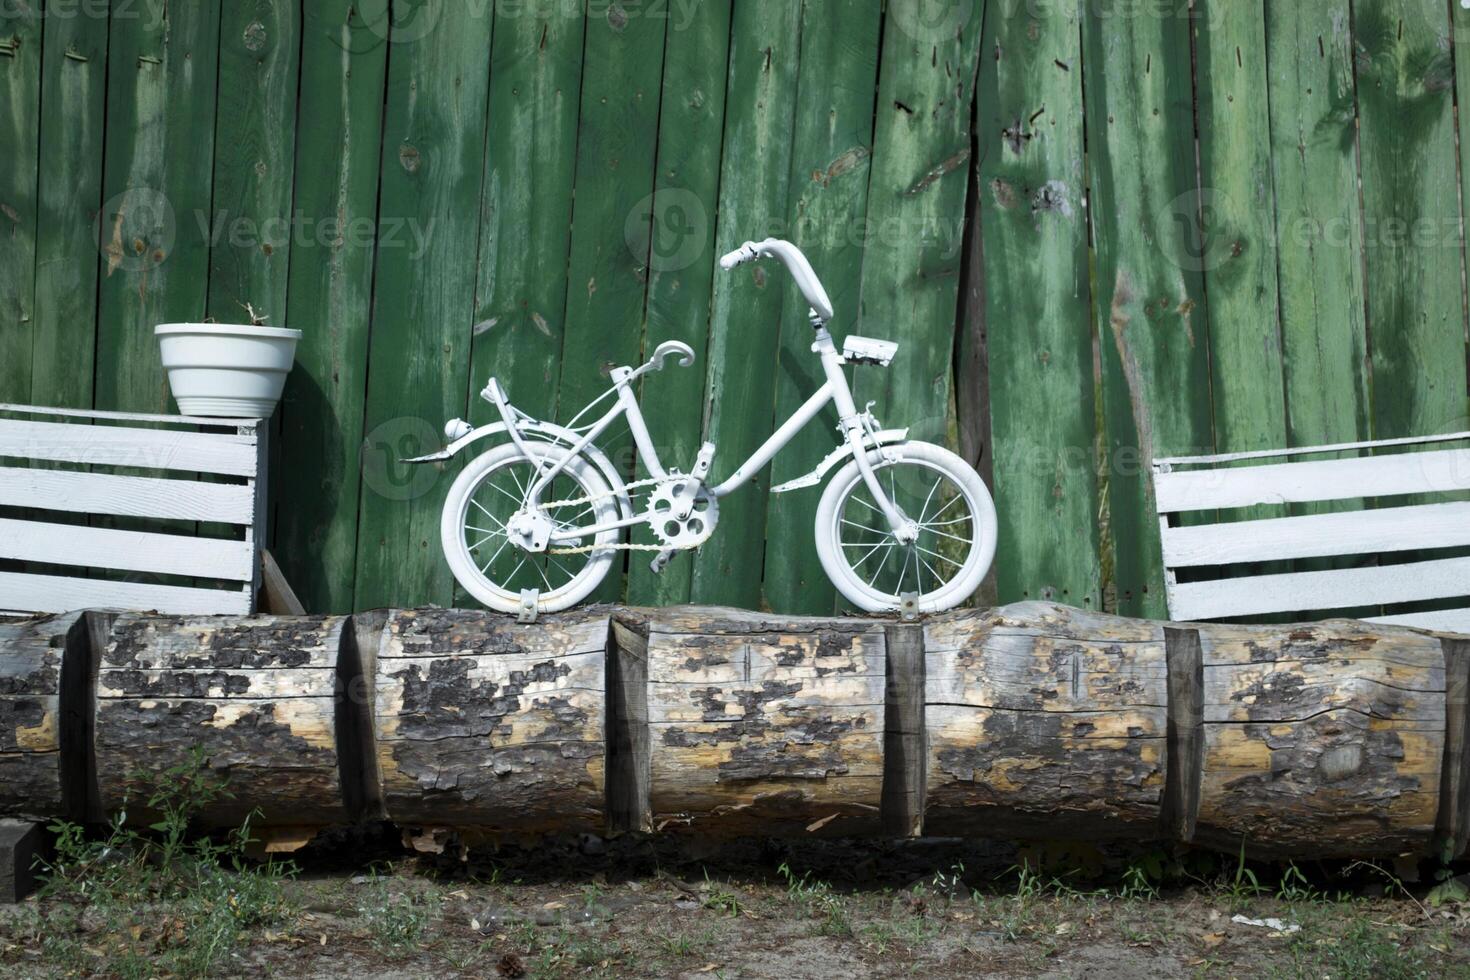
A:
[1083,0,1214,617]
[553,4,670,603]
[0,571,251,617]
[465,3,587,428]
[759,0,882,616]
[0,518,254,582]
[352,6,495,609]
[978,0,1100,610]
[645,608,886,836]
[1266,0,1370,451]
[689,0,804,608]
[371,608,608,834]
[0,417,258,476]
[30,0,109,410]
[206,0,300,322]
[95,615,348,827]
[0,0,41,404]
[276,0,390,615]
[94,0,223,414]
[859,0,984,455]
[624,0,733,608]
[1155,447,1470,513]
[1195,1,1286,464]
[1356,0,1465,443]
[1172,555,1470,621]
[0,466,254,524]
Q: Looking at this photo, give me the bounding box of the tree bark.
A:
[0,614,81,821]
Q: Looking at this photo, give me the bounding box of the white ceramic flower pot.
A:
[155,323,302,418]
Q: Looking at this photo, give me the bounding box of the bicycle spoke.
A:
[917,551,945,586]
[923,526,973,544]
[842,517,889,536]
[478,535,512,575]
[915,542,961,569]
[926,494,964,522]
[917,476,942,524]
[849,539,895,569]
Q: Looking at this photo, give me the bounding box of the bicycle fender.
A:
[769,429,909,494]
[402,421,636,519]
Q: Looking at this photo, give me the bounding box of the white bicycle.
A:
[408,238,997,616]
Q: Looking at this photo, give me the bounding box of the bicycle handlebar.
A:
[718,238,835,324]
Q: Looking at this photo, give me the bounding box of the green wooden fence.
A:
[2,0,1469,617]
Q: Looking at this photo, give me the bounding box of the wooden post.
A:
[0,613,84,821]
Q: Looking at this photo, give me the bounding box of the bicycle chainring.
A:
[645,478,718,549]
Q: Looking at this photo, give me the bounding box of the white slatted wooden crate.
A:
[0,404,263,617]
[1154,431,1470,634]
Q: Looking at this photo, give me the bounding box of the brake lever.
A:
[648,340,696,372]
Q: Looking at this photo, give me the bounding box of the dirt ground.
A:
[3,830,1468,979]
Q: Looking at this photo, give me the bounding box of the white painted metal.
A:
[0,572,252,616]
[0,519,254,581]
[0,466,255,523]
[1154,448,1470,513]
[1366,609,1470,634]
[0,404,265,616]
[422,238,995,614]
[1162,501,1470,567]
[1170,556,1470,621]
[0,418,258,476]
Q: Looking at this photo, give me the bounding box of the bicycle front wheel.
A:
[440,442,620,613]
[814,441,996,613]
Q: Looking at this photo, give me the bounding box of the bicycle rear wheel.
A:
[440,442,620,613]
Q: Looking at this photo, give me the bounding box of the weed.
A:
[777,862,852,938]
[701,872,745,917]
[355,875,437,956]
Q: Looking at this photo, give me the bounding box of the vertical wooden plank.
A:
[978,0,1100,609]
[277,1,389,614]
[1267,0,1370,450]
[760,0,882,616]
[623,0,732,607]
[205,0,301,322]
[1355,0,1465,441]
[95,0,224,413]
[0,0,42,404]
[859,0,985,449]
[1195,2,1286,459]
[465,4,587,427]
[351,3,495,610]
[30,1,110,410]
[554,2,670,603]
[1083,0,1212,618]
[688,0,804,608]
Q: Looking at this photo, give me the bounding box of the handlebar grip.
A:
[719,242,758,270]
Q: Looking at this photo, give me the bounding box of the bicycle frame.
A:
[485,325,911,545]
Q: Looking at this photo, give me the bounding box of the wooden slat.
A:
[0,572,250,616]
[689,0,805,607]
[1196,0,1286,465]
[1367,610,1470,635]
[0,419,257,477]
[761,0,882,616]
[206,0,300,322]
[1155,448,1470,514]
[978,0,1100,610]
[0,519,254,582]
[1157,430,1470,467]
[276,0,389,615]
[94,1,223,414]
[30,4,110,410]
[622,0,733,608]
[0,0,42,404]
[1356,1,1466,445]
[1083,0,1214,618]
[1170,556,1470,621]
[553,5,670,604]
[0,466,253,524]
[351,5,495,609]
[1163,502,1470,567]
[0,404,259,429]
[1265,0,1370,452]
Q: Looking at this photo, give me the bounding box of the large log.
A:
[0,613,85,821]
[0,601,1463,860]
[93,614,350,829]
[367,608,607,836]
